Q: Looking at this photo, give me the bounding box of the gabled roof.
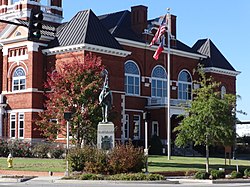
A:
[192,38,235,71]
[49,9,123,50]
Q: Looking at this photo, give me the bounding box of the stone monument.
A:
[97,73,114,150]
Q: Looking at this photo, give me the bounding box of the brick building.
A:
[0,0,239,147]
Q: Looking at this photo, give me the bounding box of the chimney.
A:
[131,5,148,37]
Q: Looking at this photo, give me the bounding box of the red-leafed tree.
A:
[36,53,104,146]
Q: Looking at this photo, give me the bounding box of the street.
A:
[1,180,250,187]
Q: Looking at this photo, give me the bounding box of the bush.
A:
[84,149,108,174]
[244,168,250,178]
[107,143,146,174]
[230,171,243,179]
[0,139,9,157]
[31,143,50,158]
[210,170,225,179]
[9,140,32,157]
[106,173,164,181]
[79,173,104,180]
[49,145,65,159]
[67,143,145,174]
[194,171,210,179]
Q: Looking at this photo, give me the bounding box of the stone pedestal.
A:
[97,122,115,150]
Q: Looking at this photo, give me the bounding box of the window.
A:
[178,70,192,100]
[124,114,129,140]
[151,66,167,97]
[12,67,26,91]
[221,86,226,99]
[133,115,140,140]
[152,121,159,136]
[10,114,16,138]
[124,61,140,95]
[18,113,24,138]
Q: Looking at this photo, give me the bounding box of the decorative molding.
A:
[203,67,241,77]
[116,38,206,60]
[42,43,131,57]
[6,108,44,113]
[2,88,44,95]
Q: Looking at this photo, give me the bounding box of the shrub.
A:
[106,173,164,181]
[194,171,210,179]
[230,171,243,179]
[67,147,88,172]
[79,173,104,180]
[0,139,9,157]
[108,143,146,174]
[31,143,50,158]
[210,170,225,179]
[244,168,250,178]
[185,170,198,177]
[84,149,108,174]
[67,143,145,174]
[8,140,32,157]
[49,145,65,159]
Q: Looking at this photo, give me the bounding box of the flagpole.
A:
[166,10,171,160]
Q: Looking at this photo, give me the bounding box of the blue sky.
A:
[62,0,250,121]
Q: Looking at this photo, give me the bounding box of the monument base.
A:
[97,122,115,150]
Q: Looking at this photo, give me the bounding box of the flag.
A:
[153,36,165,60]
[149,16,167,46]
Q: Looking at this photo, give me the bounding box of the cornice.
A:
[42,43,131,57]
[116,38,206,60]
[203,67,241,77]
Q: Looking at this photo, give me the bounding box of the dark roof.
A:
[49,9,123,50]
[175,40,199,54]
[192,38,235,71]
[98,10,144,42]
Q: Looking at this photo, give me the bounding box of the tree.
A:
[36,53,104,146]
[174,65,236,172]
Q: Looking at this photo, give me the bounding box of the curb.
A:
[176,178,250,184]
[54,179,179,184]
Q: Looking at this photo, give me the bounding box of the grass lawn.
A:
[0,156,249,173]
[0,157,65,172]
[148,155,250,172]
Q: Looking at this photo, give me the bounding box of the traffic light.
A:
[28,9,43,41]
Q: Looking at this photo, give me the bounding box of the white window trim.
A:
[133,115,141,140]
[124,60,141,96]
[18,113,24,139]
[12,67,26,91]
[10,113,16,139]
[124,114,129,140]
[152,121,159,136]
[178,70,192,101]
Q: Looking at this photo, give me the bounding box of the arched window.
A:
[12,67,26,91]
[178,70,192,100]
[221,86,226,99]
[124,61,140,95]
[151,65,167,97]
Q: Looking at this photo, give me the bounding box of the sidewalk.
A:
[0,169,64,177]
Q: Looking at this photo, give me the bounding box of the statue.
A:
[99,74,112,123]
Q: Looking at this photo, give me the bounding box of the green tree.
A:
[36,53,104,146]
[174,66,236,172]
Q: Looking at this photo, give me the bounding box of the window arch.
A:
[151,65,167,97]
[12,67,26,91]
[178,70,192,100]
[124,61,140,95]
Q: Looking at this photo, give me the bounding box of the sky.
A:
[61,0,250,122]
